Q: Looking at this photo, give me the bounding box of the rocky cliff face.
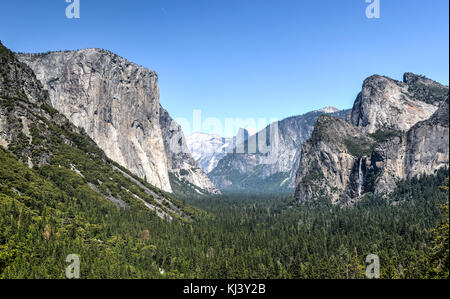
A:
[1,41,191,220]
[350,73,446,133]
[295,73,449,205]
[160,107,220,194]
[16,49,218,194]
[405,96,449,179]
[372,97,449,195]
[293,115,376,204]
[208,108,351,193]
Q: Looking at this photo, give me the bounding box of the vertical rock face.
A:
[382,97,449,185]
[293,115,376,205]
[405,97,449,179]
[295,73,449,205]
[350,74,445,133]
[186,128,259,175]
[159,107,220,194]
[369,97,449,196]
[17,49,218,194]
[17,49,172,192]
[0,41,191,219]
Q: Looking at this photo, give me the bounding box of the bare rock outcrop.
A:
[160,107,220,194]
[373,97,449,195]
[1,41,191,219]
[293,115,377,204]
[16,49,218,194]
[350,74,446,133]
[295,73,448,205]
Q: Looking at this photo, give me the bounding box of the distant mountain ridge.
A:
[199,107,351,193]
[187,132,233,174]
[186,127,257,174]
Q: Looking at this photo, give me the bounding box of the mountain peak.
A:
[316,106,340,114]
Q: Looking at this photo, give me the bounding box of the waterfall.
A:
[358,158,364,197]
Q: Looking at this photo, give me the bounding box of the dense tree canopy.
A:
[0,145,448,278]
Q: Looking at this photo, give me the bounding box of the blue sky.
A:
[1,0,448,137]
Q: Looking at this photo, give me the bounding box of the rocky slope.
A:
[159,107,220,194]
[16,49,218,195]
[350,73,445,133]
[0,41,193,220]
[373,97,449,195]
[294,73,449,205]
[208,108,351,193]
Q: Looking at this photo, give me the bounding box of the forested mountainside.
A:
[0,39,204,272]
[16,49,218,196]
[1,141,448,278]
[295,73,449,205]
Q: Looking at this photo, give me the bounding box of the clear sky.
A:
[1,0,448,137]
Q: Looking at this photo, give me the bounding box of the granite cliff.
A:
[294,73,449,205]
[16,49,218,195]
[0,41,192,220]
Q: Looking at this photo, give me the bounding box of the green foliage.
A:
[223,170,291,195]
[301,167,324,184]
[179,169,189,176]
[1,40,449,278]
[2,40,448,279]
[426,203,449,278]
[344,129,402,158]
[1,144,447,279]
[370,129,402,143]
[41,104,58,117]
[0,96,15,112]
[426,178,449,279]
[0,146,190,278]
[344,138,376,158]
[408,82,449,105]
